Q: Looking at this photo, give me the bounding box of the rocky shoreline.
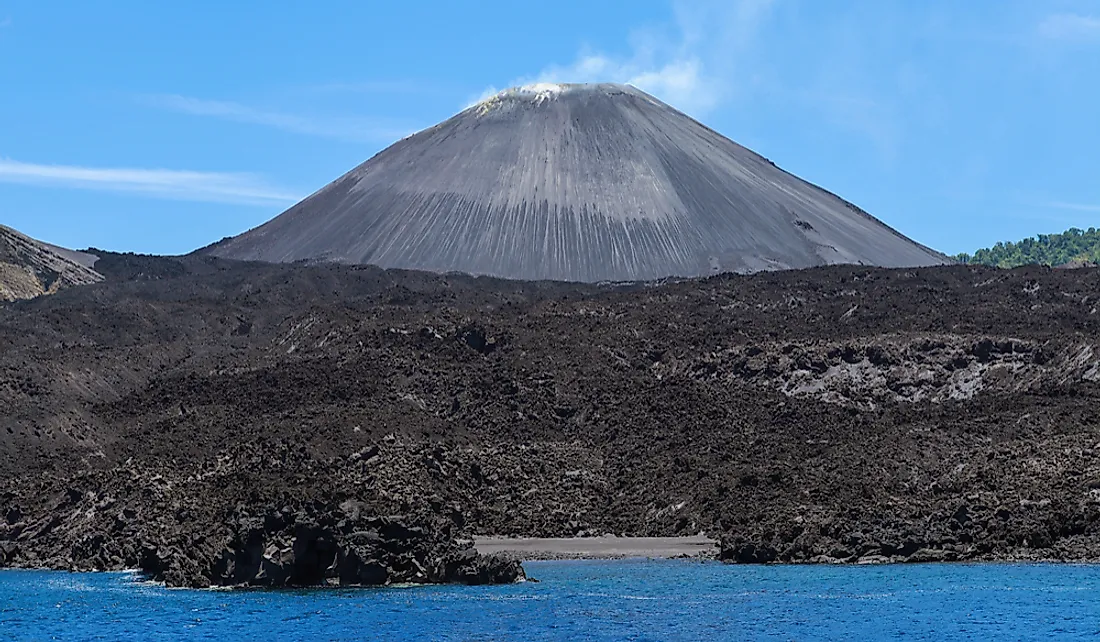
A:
[3,443,1097,584]
[2,258,1100,580]
[0,474,524,589]
[138,507,524,589]
[718,519,1100,567]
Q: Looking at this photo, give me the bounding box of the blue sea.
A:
[2,560,1099,641]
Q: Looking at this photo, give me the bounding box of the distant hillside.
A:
[0,224,103,302]
[955,227,1100,268]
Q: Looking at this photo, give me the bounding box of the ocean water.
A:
[2,560,1098,641]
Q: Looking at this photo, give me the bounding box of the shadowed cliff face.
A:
[204,83,950,282]
[0,225,102,302]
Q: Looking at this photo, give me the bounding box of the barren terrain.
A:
[2,254,1099,572]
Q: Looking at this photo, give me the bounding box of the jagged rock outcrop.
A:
[719,495,1100,566]
[139,505,524,589]
[0,477,524,589]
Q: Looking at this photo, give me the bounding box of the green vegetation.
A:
[954,227,1100,268]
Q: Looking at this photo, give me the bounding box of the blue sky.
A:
[0,0,1097,256]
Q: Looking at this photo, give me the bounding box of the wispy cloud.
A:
[1038,13,1100,41]
[0,158,298,206]
[1046,201,1100,213]
[474,0,775,115]
[143,94,415,143]
[0,17,11,28]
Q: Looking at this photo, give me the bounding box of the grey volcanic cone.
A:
[205,83,949,281]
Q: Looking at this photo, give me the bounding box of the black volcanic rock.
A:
[136,506,526,589]
[0,465,526,589]
[204,83,949,281]
[3,256,1100,569]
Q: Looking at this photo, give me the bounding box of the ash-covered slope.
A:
[0,224,102,302]
[204,83,949,282]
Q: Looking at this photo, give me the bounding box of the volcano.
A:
[204,83,949,281]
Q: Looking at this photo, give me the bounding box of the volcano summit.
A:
[206,83,948,281]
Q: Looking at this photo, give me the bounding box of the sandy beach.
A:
[471,536,717,561]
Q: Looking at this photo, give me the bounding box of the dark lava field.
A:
[2,253,1100,574]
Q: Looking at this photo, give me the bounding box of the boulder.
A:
[719,536,779,564]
